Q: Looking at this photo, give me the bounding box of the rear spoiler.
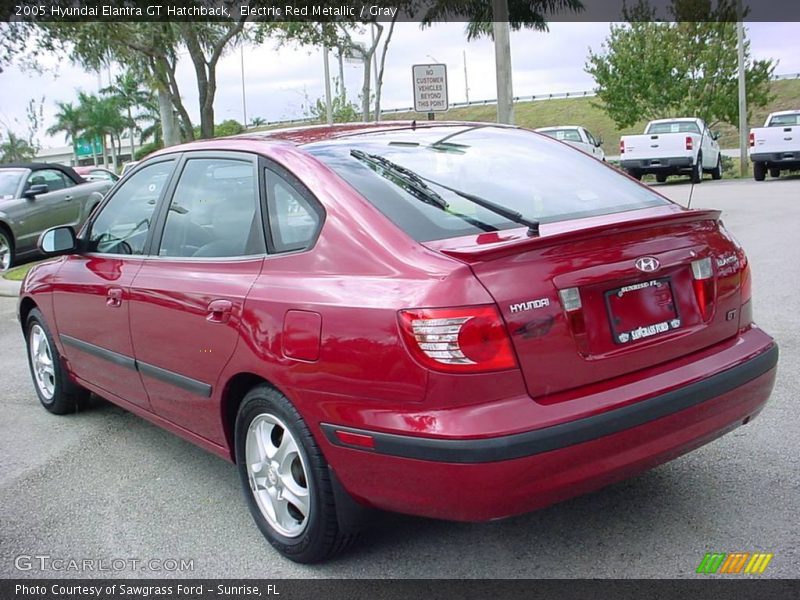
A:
[436,209,722,263]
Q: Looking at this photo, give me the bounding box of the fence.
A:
[254,72,800,129]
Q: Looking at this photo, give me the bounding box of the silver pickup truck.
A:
[0,163,112,271]
[749,110,800,181]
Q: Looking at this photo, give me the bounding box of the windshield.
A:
[0,169,25,199]
[540,129,582,142]
[646,121,701,135]
[768,113,800,127]
[306,126,668,242]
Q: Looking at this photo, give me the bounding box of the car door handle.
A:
[64,195,73,200]
[106,288,123,308]
[207,299,233,323]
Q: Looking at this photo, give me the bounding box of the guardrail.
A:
[252,72,800,128]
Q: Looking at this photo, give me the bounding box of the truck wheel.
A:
[690,155,703,184]
[769,167,780,179]
[626,169,642,181]
[753,162,766,181]
[711,156,723,180]
[655,174,667,183]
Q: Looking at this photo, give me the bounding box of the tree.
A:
[249,117,267,128]
[0,131,37,163]
[586,0,776,128]
[46,101,83,164]
[419,0,584,123]
[1,12,254,141]
[102,71,150,162]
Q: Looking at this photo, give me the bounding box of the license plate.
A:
[606,277,681,344]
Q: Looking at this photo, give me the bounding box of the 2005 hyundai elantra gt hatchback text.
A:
[19,123,778,563]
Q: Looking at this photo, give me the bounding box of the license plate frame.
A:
[605,277,681,345]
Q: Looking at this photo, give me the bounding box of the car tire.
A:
[691,155,703,184]
[769,167,780,179]
[626,169,642,181]
[235,384,356,563]
[753,162,766,181]
[25,308,90,415]
[655,174,667,183]
[0,227,14,272]
[711,156,723,180]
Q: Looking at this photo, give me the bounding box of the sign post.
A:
[412,64,449,120]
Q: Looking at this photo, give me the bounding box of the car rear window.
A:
[646,121,701,134]
[306,126,668,242]
[768,113,800,127]
[0,169,25,199]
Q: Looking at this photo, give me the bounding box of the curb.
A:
[0,277,21,298]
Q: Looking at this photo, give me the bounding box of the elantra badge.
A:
[635,256,660,273]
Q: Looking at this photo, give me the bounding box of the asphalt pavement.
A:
[0,176,798,579]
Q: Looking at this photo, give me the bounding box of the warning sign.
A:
[412,63,449,113]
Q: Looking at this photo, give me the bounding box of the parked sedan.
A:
[535,125,606,161]
[0,163,111,271]
[74,166,120,183]
[19,123,777,563]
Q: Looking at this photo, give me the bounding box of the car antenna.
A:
[411,119,417,131]
[687,118,707,210]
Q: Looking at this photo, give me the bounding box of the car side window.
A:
[27,169,73,192]
[158,158,264,258]
[265,168,322,253]
[87,160,174,255]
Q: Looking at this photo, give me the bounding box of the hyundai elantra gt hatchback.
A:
[19,123,778,563]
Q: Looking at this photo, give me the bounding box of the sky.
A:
[1,21,799,149]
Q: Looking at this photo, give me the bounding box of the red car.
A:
[20,122,778,563]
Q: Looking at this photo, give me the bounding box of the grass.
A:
[253,79,800,156]
[3,260,44,281]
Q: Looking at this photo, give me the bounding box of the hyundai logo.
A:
[635,256,660,272]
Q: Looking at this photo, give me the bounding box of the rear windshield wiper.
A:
[350,149,540,237]
[350,149,497,233]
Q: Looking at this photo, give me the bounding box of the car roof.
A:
[0,162,85,182]
[769,110,800,116]
[149,121,518,158]
[535,126,582,131]
[648,118,701,123]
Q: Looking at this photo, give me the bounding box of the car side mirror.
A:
[596,137,604,147]
[38,226,77,256]
[24,184,49,198]
[711,131,720,141]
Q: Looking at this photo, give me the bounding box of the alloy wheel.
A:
[29,324,56,400]
[245,413,311,538]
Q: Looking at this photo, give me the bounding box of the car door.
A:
[582,128,603,160]
[14,169,81,251]
[128,152,265,442]
[52,158,178,409]
[700,122,718,168]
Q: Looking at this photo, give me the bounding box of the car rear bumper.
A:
[621,157,693,172]
[750,152,800,167]
[320,329,778,521]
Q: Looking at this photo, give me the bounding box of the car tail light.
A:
[397,305,517,373]
[691,257,714,320]
[739,258,753,330]
[749,132,755,147]
[619,139,625,154]
[685,136,693,151]
[559,287,589,353]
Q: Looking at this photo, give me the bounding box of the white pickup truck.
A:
[620,118,722,183]
[749,110,800,181]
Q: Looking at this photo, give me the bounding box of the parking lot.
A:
[0,176,798,579]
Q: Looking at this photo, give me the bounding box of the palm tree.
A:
[249,116,266,128]
[102,71,150,163]
[0,131,37,163]
[77,92,127,170]
[46,101,83,165]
